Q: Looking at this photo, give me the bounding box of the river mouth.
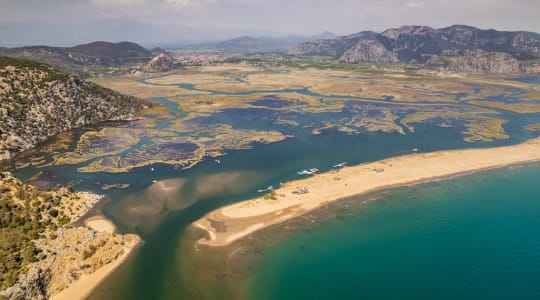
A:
[9,67,540,299]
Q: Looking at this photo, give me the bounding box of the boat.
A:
[412,148,418,152]
[215,159,221,164]
[152,180,158,183]
[297,168,319,176]
[333,162,347,168]
[151,167,155,172]
[257,185,275,193]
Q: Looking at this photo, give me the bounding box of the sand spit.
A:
[194,138,540,247]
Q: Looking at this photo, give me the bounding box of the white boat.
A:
[298,168,319,176]
[257,185,274,193]
[412,148,418,152]
[215,159,221,164]
[333,162,347,168]
[152,180,158,183]
[150,167,155,172]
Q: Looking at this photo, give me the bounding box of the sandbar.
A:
[194,138,540,247]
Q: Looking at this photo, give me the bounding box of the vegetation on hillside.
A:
[0,173,75,289]
[0,56,154,159]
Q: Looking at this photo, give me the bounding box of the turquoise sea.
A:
[249,164,540,300]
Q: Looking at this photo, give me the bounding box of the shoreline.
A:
[193,138,540,247]
[51,233,140,300]
[51,209,141,300]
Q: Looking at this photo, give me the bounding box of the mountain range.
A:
[291,25,540,73]
[195,32,336,52]
[0,41,153,77]
[0,20,312,48]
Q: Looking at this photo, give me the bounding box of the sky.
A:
[1,0,539,46]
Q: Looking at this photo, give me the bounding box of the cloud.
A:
[165,0,215,9]
[404,1,423,8]
[2,0,540,45]
[90,0,148,9]
[90,0,215,11]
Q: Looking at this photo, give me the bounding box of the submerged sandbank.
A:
[193,138,540,247]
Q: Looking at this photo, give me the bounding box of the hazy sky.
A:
[1,0,539,45]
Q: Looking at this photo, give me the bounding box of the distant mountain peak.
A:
[0,41,152,75]
[291,24,540,74]
[71,41,150,58]
[201,33,340,52]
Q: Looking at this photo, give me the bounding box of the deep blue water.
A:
[249,164,540,300]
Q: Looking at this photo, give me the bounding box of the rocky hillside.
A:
[129,52,179,78]
[426,49,540,74]
[0,172,138,299]
[0,56,152,160]
[0,41,152,77]
[141,52,178,72]
[291,25,540,73]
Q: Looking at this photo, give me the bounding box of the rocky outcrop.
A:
[130,52,179,78]
[290,31,376,58]
[291,25,540,73]
[1,266,51,300]
[142,52,178,72]
[340,38,399,63]
[0,56,153,159]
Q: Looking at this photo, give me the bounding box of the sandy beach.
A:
[84,215,117,234]
[194,138,540,247]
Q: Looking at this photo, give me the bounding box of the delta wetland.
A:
[6,54,540,300]
[0,56,535,190]
[9,56,538,181]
